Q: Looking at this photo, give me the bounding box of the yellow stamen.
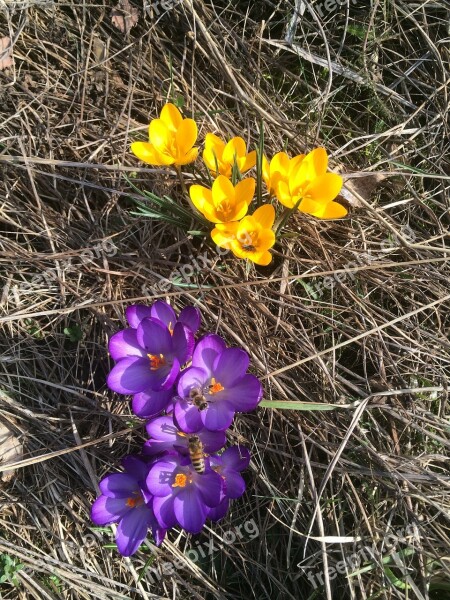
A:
[209,377,224,394]
[148,353,166,370]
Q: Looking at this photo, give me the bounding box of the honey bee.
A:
[241,244,256,252]
[188,435,206,474]
[189,387,208,411]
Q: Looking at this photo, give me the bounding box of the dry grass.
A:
[0,0,449,598]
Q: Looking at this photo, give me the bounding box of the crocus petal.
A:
[275,180,294,208]
[251,250,273,266]
[132,388,174,418]
[271,152,290,178]
[146,458,179,497]
[126,305,153,328]
[177,366,208,398]
[99,473,140,498]
[172,322,193,364]
[211,223,238,248]
[176,147,199,165]
[121,456,150,483]
[253,204,275,228]
[198,428,227,453]
[153,525,167,546]
[149,119,171,152]
[234,177,256,207]
[256,229,276,250]
[304,173,343,204]
[145,415,178,441]
[173,487,208,533]
[152,495,177,529]
[189,185,212,214]
[212,175,235,206]
[107,357,161,395]
[91,495,128,524]
[178,306,201,334]
[194,471,223,507]
[223,470,246,499]
[221,446,251,471]
[159,103,183,132]
[207,498,229,522]
[222,136,247,165]
[173,395,204,433]
[130,142,174,166]
[176,119,198,156]
[136,318,173,355]
[212,347,249,387]
[116,507,149,556]
[221,373,262,411]
[318,201,348,219]
[150,301,177,329]
[202,401,235,431]
[192,334,227,375]
[109,329,146,361]
[241,150,257,172]
[307,146,328,178]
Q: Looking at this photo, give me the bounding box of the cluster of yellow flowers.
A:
[131,103,347,265]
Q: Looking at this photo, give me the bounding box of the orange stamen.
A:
[172,473,189,488]
[209,377,224,394]
[126,493,144,508]
[148,353,166,370]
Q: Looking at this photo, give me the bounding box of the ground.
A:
[0,1,449,599]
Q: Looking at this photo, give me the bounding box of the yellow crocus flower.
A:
[203,134,256,178]
[190,175,255,224]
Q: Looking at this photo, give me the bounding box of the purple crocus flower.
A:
[143,415,226,457]
[131,387,176,419]
[91,456,166,556]
[126,301,201,336]
[107,317,192,395]
[174,334,263,432]
[207,446,250,521]
[147,454,223,534]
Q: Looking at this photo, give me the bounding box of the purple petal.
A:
[126,304,153,328]
[121,456,150,483]
[174,396,204,433]
[99,473,139,498]
[136,318,172,355]
[173,487,208,533]
[146,458,179,496]
[91,495,128,524]
[150,301,177,329]
[223,470,246,499]
[132,388,174,418]
[107,357,162,395]
[213,348,249,387]
[207,498,229,522]
[177,366,208,398]
[198,429,226,453]
[201,401,235,431]
[192,334,226,375]
[221,446,251,471]
[109,329,146,361]
[152,495,177,529]
[152,525,167,546]
[178,306,201,334]
[172,322,193,364]
[145,415,178,441]
[116,506,150,556]
[221,374,262,411]
[194,470,223,507]
[157,356,181,390]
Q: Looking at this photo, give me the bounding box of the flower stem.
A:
[274,200,301,235]
[175,165,197,214]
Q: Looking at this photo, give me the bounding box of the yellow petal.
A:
[176,119,198,157]
[240,150,257,172]
[160,103,183,132]
[212,175,235,206]
[252,204,275,229]
[317,201,348,220]
[234,178,255,207]
[149,119,171,152]
[232,201,250,222]
[275,180,294,208]
[176,147,199,166]
[288,153,305,178]
[211,222,238,248]
[189,185,212,213]
[297,197,322,216]
[270,152,290,178]
[222,137,247,165]
[205,133,225,154]
[262,155,270,187]
[256,229,276,250]
[130,142,174,166]
[304,173,343,204]
[251,250,273,266]
[309,147,328,177]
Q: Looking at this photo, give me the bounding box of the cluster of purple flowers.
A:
[91,302,262,556]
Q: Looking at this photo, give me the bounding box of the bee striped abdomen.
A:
[188,435,205,474]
